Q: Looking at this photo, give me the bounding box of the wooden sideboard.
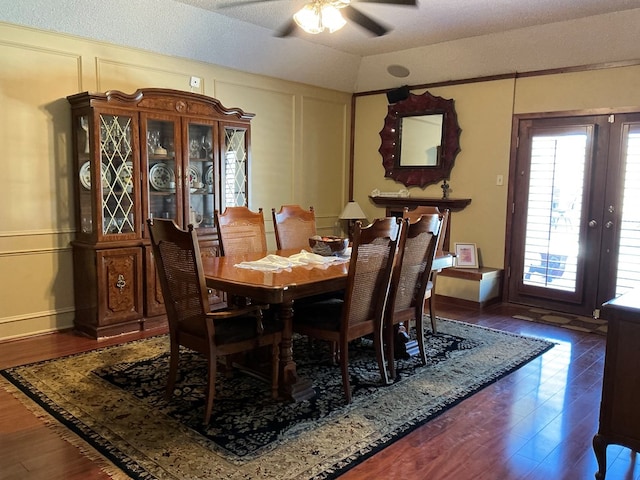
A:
[369,196,471,251]
[593,289,640,479]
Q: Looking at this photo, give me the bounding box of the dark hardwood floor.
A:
[0,303,637,480]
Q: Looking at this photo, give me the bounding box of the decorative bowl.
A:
[309,235,349,256]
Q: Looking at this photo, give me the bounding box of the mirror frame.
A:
[378,90,462,188]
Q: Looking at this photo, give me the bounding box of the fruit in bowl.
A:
[308,235,349,256]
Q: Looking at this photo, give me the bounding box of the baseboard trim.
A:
[436,293,502,309]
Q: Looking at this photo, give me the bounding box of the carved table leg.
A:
[278,299,314,401]
[593,433,608,480]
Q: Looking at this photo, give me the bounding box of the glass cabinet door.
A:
[221,124,249,209]
[99,113,136,237]
[187,121,216,230]
[145,118,178,226]
[76,113,94,235]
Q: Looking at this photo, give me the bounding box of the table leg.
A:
[278,299,315,401]
[593,433,607,480]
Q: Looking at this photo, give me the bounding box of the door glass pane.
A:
[223,126,247,207]
[77,114,93,234]
[147,119,176,222]
[187,123,215,228]
[615,125,640,295]
[100,114,134,235]
[523,131,587,291]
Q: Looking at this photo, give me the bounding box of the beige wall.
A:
[0,23,351,340]
[3,20,640,341]
[353,65,640,270]
[353,80,516,269]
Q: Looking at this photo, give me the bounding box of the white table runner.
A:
[234,249,350,272]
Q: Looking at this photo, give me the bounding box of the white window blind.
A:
[523,132,587,291]
[615,127,640,296]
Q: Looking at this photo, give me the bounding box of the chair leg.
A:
[415,311,427,366]
[166,340,180,399]
[204,349,217,424]
[428,295,438,333]
[339,339,352,403]
[271,342,280,399]
[429,274,439,334]
[385,323,397,380]
[330,341,338,365]
[373,327,390,386]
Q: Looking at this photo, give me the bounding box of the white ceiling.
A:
[2,0,640,92]
[175,0,640,57]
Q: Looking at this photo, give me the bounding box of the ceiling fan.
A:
[217,0,418,37]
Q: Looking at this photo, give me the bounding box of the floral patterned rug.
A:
[0,319,553,480]
[512,307,608,335]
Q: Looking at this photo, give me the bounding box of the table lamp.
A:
[339,201,367,241]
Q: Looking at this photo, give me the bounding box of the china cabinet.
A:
[67,88,253,338]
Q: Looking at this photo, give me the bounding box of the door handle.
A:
[605,221,614,229]
[588,220,598,228]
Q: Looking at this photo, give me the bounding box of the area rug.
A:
[512,307,608,335]
[1,319,553,480]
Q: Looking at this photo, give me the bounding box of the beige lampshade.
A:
[339,201,367,220]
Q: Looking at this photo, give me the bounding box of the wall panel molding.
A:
[0,308,75,341]
[0,231,75,256]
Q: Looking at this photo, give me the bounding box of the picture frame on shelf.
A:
[454,243,478,268]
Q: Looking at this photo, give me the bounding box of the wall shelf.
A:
[368,196,472,250]
[369,196,471,211]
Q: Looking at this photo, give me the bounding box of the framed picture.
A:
[454,243,478,268]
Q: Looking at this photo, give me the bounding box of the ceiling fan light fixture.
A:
[294,1,347,35]
[321,4,347,32]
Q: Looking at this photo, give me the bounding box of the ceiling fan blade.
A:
[275,19,298,38]
[342,6,389,36]
[356,0,417,5]
[215,0,279,9]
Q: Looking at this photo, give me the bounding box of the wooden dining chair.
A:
[292,217,405,402]
[271,204,316,250]
[385,215,439,379]
[147,218,282,424]
[214,206,267,256]
[402,206,449,334]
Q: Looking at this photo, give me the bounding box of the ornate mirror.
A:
[378,90,462,188]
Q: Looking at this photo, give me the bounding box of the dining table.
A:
[201,248,454,401]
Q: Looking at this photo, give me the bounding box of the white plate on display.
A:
[79,161,112,189]
[187,165,201,188]
[149,162,175,191]
[118,161,133,190]
[205,165,214,186]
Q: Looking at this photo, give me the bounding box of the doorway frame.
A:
[503,106,640,314]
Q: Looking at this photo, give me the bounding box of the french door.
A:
[506,113,640,316]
